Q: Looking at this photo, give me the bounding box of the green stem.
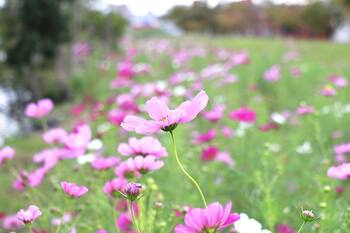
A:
[29,224,34,233]
[170,131,207,207]
[129,201,141,233]
[296,221,306,233]
[55,198,67,233]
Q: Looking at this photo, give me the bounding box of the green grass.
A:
[1,36,350,232]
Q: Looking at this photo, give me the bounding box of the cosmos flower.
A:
[25,98,54,119]
[42,128,68,144]
[229,107,256,123]
[327,163,350,180]
[0,146,15,165]
[121,90,208,135]
[118,136,167,158]
[91,156,120,170]
[115,155,164,178]
[16,205,42,224]
[175,202,239,233]
[61,181,88,198]
[264,65,280,82]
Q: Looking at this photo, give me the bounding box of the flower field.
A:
[1,36,350,233]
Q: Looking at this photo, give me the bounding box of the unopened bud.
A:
[301,210,316,222]
[124,183,142,201]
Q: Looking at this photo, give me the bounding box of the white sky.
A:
[97,0,305,16]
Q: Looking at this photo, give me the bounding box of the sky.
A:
[97,0,305,16]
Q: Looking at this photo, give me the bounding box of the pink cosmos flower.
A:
[117,94,139,113]
[25,98,54,119]
[64,124,92,155]
[291,67,301,78]
[0,146,15,165]
[108,109,126,126]
[118,61,134,79]
[329,75,348,88]
[296,105,315,116]
[277,224,295,233]
[174,202,240,233]
[118,136,167,158]
[321,85,336,96]
[201,146,234,167]
[91,156,120,170]
[264,65,280,82]
[232,51,250,65]
[42,128,67,144]
[121,90,208,135]
[259,122,279,132]
[327,163,350,180]
[115,155,164,178]
[61,181,88,198]
[3,214,23,229]
[229,107,256,123]
[193,128,216,144]
[334,142,350,155]
[222,126,234,138]
[16,205,42,224]
[117,213,133,233]
[103,178,128,197]
[202,104,226,123]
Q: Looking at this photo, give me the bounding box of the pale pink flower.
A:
[201,146,234,167]
[202,104,226,123]
[16,205,42,224]
[118,136,167,158]
[91,156,120,170]
[291,67,301,78]
[61,181,88,198]
[25,98,54,119]
[175,202,240,233]
[334,142,350,155]
[222,126,234,138]
[296,105,315,116]
[329,75,348,88]
[64,124,92,154]
[321,85,336,96]
[121,90,208,135]
[42,128,67,144]
[232,51,250,65]
[103,178,128,197]
[115,155,164,178]
[0,146,15,165]
[3,214,23,229]
[264,65,280,82]
[327,163,350,180]
[229,107,256,123]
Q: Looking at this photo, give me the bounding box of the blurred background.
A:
[0,0,349,142]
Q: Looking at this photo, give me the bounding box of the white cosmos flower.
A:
[234,213,271,233]
[296,141,312,154]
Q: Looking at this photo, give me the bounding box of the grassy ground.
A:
[1,36,350,232]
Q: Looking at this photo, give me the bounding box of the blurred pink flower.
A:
[334,142,350,155]
[3,214,23,229]
[42,128,67,144]
[194,128,216,144]
[16,205,42,224]
[61,181,88,198]
[296,105,315,115]
[175,202,239,233]
[103,178,128,197]
[25,98,54,119]
[222,126,234,138]
[115,155,164,178]
[201,146,234,167]
[118,136,167,158]
[121,90,208,135]
[202,104,226,123]
[329,75,348,88]
[108,109,126,126]
[0,146,15,165]
[64,124,92,154]
[277,224,295,233]
[291,67,301,78]
[321,85,336,96]
[91,156,120,170]
[327,163,350,180]
[229,107,256,123]
[116,213,133,233]
[264,65,280,82]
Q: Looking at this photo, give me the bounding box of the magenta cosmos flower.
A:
[115,155,164,178]
[61,181,88,198]
[25,98,54,119]
[175,202,240,233]
[118,136,167,158]
[229,107,256,123]
[121,90,209,135]
[103,178,128,197]
[16,205,42,224]
[327,163,350,180]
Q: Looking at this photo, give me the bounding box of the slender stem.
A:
[296,221,306,233]
[170,131,207,207]
[28,224,34,233]
[129,201,141,233]
[55,198,67,233]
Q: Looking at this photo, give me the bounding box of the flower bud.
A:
[301,210,316,222]
[124,183,142,201]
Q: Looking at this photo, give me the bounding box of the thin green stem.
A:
[28,224,34,233]
[129,201,141,233]
[296,221,306,233]
[55,198,67,233]
[170,131,207,207]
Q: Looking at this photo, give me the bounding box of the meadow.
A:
[1,36,350,233]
